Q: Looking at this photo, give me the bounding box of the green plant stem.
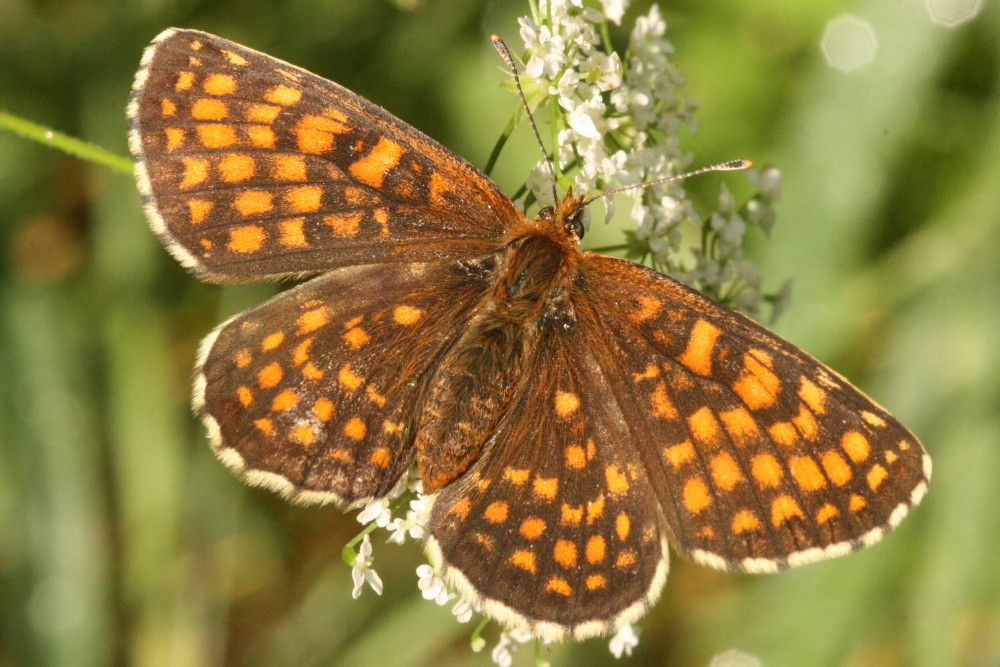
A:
[0,110,133,175]
[484,111,519,177]
[340,489,415,566]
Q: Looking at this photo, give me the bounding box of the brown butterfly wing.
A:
[426,318,668,641]
[197,259,492,507]
[576,254,931,571]
[128,28,522,281]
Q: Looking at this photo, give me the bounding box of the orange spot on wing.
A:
[615,550,637,568]
[365,385,385,407]
[342,326,370,349]
[710,451,744,491]
[294,114,348,154]
[842,431,871,463]
[561,503,583,526]
[180,158,208,189]
[160,98,176,116]
[191,98,227,120]
[633,295,662,322]
[555,390,580,416]
[235,350,252,368]
[503,467,529,485]
[768,421,798,446]
[324,212,363,237]
[344,417,366,440]
[349,137,404,188]
[586,535,606,564]
[222,49,247,66]
[510,549,536,574]
[821,450,853,486]
[632,363,660,382]
[257,362,283,388]
[790,455,826,491]
[732,509,761,534]
[586,575,607,591]
[751,453,783,488]
[449,497,471,521]
[553,539,577,568]
[867,464,888,491]
[650,382,678,419]
[175,71,195,91]
[164,127,184,151]
[771,495,804,527]
[278,217,307,248]
[586,494,605,524]
[663,439,694,468]
[793,402,820,440]
[273,154,307,181]
[719,407,759,444]
[370,448,391,469]
[302,362,324,379]
[733,351,781,410]
[520,517,546,540]
[862,411,887,427]
[254,418,273,435]
[203,73,235,95]
[849,494,867,512]
[688,406,720,445]
[393,305,423,325]
[678,319,721,375]
[283,423,313,447]
[237,386,253,406]
[271,389,298,411]
[428,171,454,206]
[683,477,711,514]
[605,465,629,496]
[532,476,558,501]
[798,377,827,414]
[565,444,586,469]
[219,153,255,182]
[261,331,284,351]
[247,124,275,148]
[615,511,631,540]
[297,307,330,334]
[545,577,572,596]
[484,501,508,523]
[313,398,334,421]
[265,84,301,105]
[284,185,322,213]
[197,123,237,148]
[233,190,273,216]
[816,503,839,524]
[338,364,363,391]
[292,338,312,365]
[227,225,265,253]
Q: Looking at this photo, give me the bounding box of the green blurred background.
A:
[1,1,998,665]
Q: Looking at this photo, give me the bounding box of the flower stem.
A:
[484,111,519,177]
[340,489,415,566]
[0,110,133,175]
[470,617,490,652]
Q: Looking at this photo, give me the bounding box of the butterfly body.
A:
[129,28,930,642]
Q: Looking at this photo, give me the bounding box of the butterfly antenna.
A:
[582,159,755,207]
[491,34,559,207]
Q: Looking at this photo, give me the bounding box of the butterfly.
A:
[127,28,931,641]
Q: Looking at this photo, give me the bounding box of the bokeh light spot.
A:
[820,14,878,72]
[925,0,983,27]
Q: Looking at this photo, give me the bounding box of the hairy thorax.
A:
[417,217,582,491]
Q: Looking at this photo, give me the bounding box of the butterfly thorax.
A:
[415,202,584,491]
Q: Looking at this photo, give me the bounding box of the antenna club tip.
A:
[490,34,502,43]
[742,158,754,168]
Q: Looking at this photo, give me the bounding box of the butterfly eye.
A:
[565,208,586,240]
[537,206,555,223]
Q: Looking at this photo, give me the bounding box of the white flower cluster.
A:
[515,0,787,318]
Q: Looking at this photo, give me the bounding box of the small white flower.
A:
[490,628,535,667]
[602,0,629,25]
[356,498,392,528]
[416,564,451,606]
[451,598,474,623]
[609,624,639,658]
[350,535,383,599]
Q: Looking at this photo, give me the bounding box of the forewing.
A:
[578,254,931,572]
[128,29,522,280]
[197,259,490,506]
[426,320,668,641]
